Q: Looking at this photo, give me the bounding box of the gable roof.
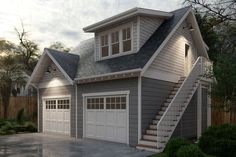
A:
[26,48,79,88]
[74,6,191,79]
[45,48,80,79]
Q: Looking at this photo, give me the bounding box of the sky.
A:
[0,0,182,50]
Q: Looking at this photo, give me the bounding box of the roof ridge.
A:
[44,48,80,57]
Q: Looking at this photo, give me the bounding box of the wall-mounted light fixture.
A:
[183,23,195,31]
[46,65,56,74]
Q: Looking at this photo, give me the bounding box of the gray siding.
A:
[38,61,70,88]
[172,92,197,139]
[144,20,199,81]
[38,85,76,137]
[141,77,175,134]
[139,16,163,49]
[202,88,208,132]
[77,78,138,146]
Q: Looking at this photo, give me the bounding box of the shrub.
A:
[176,144,205,157]
[23,122,37,132]
[164,137,190,157]
[16,108,25,123]
[199,124,236,157]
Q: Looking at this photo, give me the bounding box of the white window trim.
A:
[42,95,71,135]
[98,23,134,60]
[82,90,130,144]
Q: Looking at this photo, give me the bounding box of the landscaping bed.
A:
[151,124,236,157]
[0,119,37,135]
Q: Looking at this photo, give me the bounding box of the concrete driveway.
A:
[0,133,153,157]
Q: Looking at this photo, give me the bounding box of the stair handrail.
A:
[156,56,207,148]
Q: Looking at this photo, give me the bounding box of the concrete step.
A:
[168,94,175,99]
[136,144,161,152]
[139,139,157,147]
[163,102,170,107]
[170,91,177,95]
[158,111,165,115]
[152,119,159,125]
[150,124,157,130]
[143,135,157,141]
[146,129,157,135]
[155,115,162,120]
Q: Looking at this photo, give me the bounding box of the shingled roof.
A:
[73,6,191,78]
[45,48,80,80]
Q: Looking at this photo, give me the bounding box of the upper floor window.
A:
[99,24,132,59]
[122,27,131,52]
[111,31,119,55]
[101,34,109,57]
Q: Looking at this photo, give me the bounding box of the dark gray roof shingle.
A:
[45,48,80,80]
[73,6,190,78]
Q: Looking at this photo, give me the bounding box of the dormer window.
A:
[111,31,119,55]
[122,27,131,52]
[101,34,109,57]
[99,24,133,59]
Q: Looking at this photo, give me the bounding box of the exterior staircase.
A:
[137,57,209,152]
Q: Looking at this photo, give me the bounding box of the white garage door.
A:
[85,95,128,144]
[43,98,70,135]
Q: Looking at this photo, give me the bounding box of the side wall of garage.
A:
[77,77,138,146]
[38,85,76,137]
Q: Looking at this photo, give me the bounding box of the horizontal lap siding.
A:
[38,61,70,88]
[77,78,138,146]
[172,92,197,139]
[146,21,198,78]
[141,77,175,134]
[38,85,76,137]
[139,16,163,49]
[202,88,208,132]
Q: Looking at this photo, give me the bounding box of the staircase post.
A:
[197,84,202,138]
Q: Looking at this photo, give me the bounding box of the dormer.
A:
[83,7,173,61]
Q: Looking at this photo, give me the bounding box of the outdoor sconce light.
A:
[183,23,195,31]
[46,65,56,73]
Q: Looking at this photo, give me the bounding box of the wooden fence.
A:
[212,108,236,125]
[0,96,37,122]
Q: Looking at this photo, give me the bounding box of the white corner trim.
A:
[82,90,130,97]
[137,16,141,50]
[207,85,211,127]
[75,85,78,138]
[45,50,74,85]
[141,8,192,76]
[197,84,202,138]
[37,87,39,132]
[189,10,209,59]
[138,76,142,142]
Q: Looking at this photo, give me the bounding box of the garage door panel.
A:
[96,111,105,125]
[43,98,70,135]
[85,95,128,144]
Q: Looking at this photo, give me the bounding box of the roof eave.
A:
[83,7,173,32]
[75,68,142,84]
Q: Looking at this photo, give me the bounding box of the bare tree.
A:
[15,23,39,72]
[184,0,236,24]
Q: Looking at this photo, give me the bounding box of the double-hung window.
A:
[101,34,109,57]
[122,27,131,52]
[111,31,119,55]
[100,25,132,58]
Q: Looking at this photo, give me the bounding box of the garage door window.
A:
[106,96,126,109]
[86,96,126,110]
[58,99,70,109]
[45,100,56,109]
